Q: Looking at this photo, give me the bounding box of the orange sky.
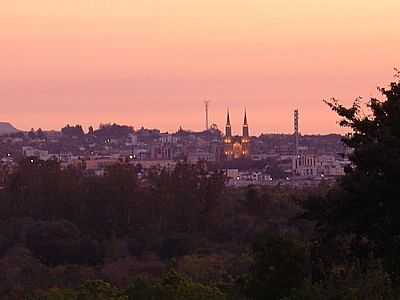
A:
[1,0,399,134]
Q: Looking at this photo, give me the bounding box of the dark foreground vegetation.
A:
[1,74,400,299]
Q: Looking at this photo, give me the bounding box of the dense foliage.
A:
[95,124,134,139]
[302,72,400,279]
[0,158,311,299]
[61,125,85,137]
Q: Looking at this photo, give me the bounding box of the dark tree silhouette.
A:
[242,232,306,300]
[61,124,85,137]
[307,71,400,277]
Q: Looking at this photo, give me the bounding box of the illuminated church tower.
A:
[223,109,251,160]
[241,110,250,157]
[224,110,233,159]
[225,109,232,138]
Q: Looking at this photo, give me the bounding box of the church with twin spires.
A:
[223,110,251,160]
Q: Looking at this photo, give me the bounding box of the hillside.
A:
[0,122,18,135]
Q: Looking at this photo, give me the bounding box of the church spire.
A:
[225,109,232,137]
[242,109,249,138]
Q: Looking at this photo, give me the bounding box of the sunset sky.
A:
[1,0,399,134]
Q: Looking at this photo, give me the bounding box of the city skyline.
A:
[1,0,399,134]
[0,106,344,136]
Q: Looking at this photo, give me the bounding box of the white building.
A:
[22,146,59,161]
[292,154,347,178]
[293,154,318,177]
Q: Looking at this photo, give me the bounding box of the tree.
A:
[3,159,82,221]
[45,288,77,300]
[94,123,134,139]
[44,281,126,300]
[126,270,226,300]
[77,281,126,300]
[310,71,400,277]
[81,164,139,239]
[36,128,45,139]
[28,128,36,139]
[26,220,103,266]
[244,186,264,216]
[61,125,84,138]
[242,232,306,300]
[158,235,194,261]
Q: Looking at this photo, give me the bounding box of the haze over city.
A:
[1,1,399,134]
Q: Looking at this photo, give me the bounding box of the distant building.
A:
[187,149,215,163]
[293,154,319,177]
[22,146,59,161]
[224,168,274,187]
[130,160,177,172]
[292,154,347,178]
[85,157,122,175]
[223,110,250,160]
[125,133,138,146]
[224,168,240,181]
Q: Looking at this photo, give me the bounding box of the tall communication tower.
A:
[294,109,299,156]
[204,100,210,130]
